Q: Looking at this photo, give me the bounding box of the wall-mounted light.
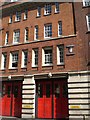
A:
[8,75,11,80]
[66,45,75,56]
[48,72,52,78]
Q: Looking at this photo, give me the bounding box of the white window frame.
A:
[37,7,41,17]
[58,21,62,36]
[44,24,52,38]
[24,28,28,42]
[34,25,38,40]
[55,2,59,13]
[9,52,18,69]
[5,32,9,45]
[21,51,28,68]
[32,49,38,67]
[15,11,21,22]
[83,0,90,6]
[86,14,90,31]
[1,53,7,70]
[24,10,28,20]
[9,14,12,23]
[13,30,20,44]
[44,4,51,15]
[57,45,64,65]
[42,47,53,66]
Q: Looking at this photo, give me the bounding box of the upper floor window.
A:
[21,50,28,68]
[57,45,64,65]
[44,24,52,38]
[86,14,90,31]
[37,7,41,17]
[1,53,7,70]
[9,14,12,23]
[55,2,59,13]
[15,11,21,22]
[5,32,9,45]
[34,25,38,40]
[83,0,90,6]
[9,52,18,68]
[42,47,53,66]
[24,28,28,42]
[13,30,20,44]
[24,10,28,20]
[32,49,38,67]
[58,21,62,36]
[44,4,51,15]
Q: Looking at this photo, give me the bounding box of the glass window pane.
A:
[54,84,60,98]
[46,84,50,98]
[7,86,11,97]
[37,83,43,98]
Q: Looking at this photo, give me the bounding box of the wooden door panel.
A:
[36,81,52,118]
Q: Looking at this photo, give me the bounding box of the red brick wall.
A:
[0,2,89,76]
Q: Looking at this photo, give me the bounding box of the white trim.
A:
[15,11,21,22]
[44,23,52,38]
[24,28,28,42]
[42,47,53,66]
[9,52,18,69]
[86,14,90,31]
[34,25,38,40]
[83,0,90,6]
[13,30,20,44]
[57,45,64,65]
[24,10,28,20]
[37,7,41,17]
[58,21,62,37]
[21,50,28,68]
[1,53,6,70]
[32,49,38,67]
[44,4,51,15]
[5,32,9,45]
[55,2,59,13]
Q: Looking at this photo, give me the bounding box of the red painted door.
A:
[12,82,22,117]
[36,80,68,119]
[54,80,68,118]
[2,83,12,116]
[1,82,22,117]
[36,81,52,118]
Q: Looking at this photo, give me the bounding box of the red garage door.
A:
[1,81,22,117]
[36,80,68,119]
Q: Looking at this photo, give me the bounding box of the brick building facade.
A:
[0,1,90,119]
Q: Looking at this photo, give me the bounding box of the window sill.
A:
[57,63,64,66]
[9,68,18,70]
[1,68,6,71]
[44,36,52,39]
[32,65,38,68]
[23,18,27,21]
[66,53,75,56]
[4,44,9,46]
[42,64,53,67]
[8,22,12,24]
[82,5,90,8]
[21,66,27,69]
[44,13,51,16]
[54,11,59,14]
[86,31,90,34]
[14,20,21,23]
[36,16,41,18]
